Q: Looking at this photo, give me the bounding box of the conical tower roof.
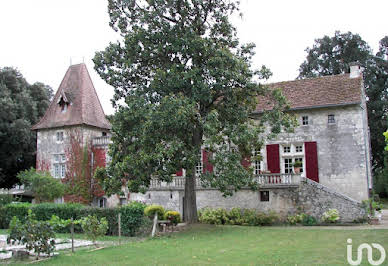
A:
[32,63,111,130]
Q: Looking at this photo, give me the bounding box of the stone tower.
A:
[31,63,111,203]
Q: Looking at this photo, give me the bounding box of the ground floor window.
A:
[260,191,269,201]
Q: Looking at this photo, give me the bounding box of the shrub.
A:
[164,211,181,225]
[80,215,108,247]
[1,202,147,236]
[120,201,147,236]
[144,205,165,219]
[255,211,279,226]
[198,208,228,225]
[321,209,340,223]
[241,209,257,225]
[287,214,305,225]
[7,210,56,259]
[301,214,317,226]
[0,203,31,228]
[0,194,13,207]
[226,208,244,225]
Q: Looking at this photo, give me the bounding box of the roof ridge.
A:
[264,73,354,86]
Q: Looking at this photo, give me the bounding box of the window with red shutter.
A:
[202,150,213,173]
[266,144,280,173]
[304,141,319,182]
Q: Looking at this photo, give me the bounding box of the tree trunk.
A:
[184,169,198,223]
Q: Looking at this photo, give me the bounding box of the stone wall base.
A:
[130,178,366,222]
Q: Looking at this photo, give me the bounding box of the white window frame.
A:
[252,149,263,175]
[195,152,203,176]
[53,153,66,178]
[302,116,309,125]
[280,144,305,175]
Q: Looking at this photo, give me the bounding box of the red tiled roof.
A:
[32,64,111,130]
[255,74,363,112]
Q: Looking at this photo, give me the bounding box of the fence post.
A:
[118,213,121,245]
[71,218,74,253]
[151,213,158,237]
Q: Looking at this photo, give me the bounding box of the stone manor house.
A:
[31,63,371,221]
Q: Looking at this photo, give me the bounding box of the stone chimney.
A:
[349,62,361,78]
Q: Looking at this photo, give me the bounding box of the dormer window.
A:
[57,93,70,113]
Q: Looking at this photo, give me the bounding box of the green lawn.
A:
[7,225,387,266]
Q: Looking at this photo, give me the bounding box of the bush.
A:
[80,215,108,247]
[226,208,244,225]
[120,201,147,236]
[0,194,13,207]
[198,208,279,226]
[287,214,305,225]
[255,211,279,226]
[321,209,340,223]
[301,214,317,226]
[0,203,31,228]
[144,205,165,219]
[164,211,181,225]
[198,208,228,225]
[0,202,147,236]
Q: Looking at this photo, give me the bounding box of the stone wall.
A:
[130,178,366,222]
[297,178,366,222]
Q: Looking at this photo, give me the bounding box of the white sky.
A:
[1,0,387,115]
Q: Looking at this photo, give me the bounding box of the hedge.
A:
[0,201,147,236]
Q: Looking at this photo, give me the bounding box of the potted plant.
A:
[293,160,303,174]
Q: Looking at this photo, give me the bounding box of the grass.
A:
[7,224,387,266]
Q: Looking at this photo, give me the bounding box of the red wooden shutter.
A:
[176,169,183,176]
[305,141,319,182]
[266,144,280,173]
[202,150,213,173]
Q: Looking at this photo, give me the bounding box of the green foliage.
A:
[17,168,65,203]
[80,215,108,247]
[164,211,181,225]
[0,67,53,188]
[0,194,13,206]
[321,209,340,223]
[0,203,31,228]
[301,214,318,226]
[7,210,56,258]
[144,205,165,219]
[0,202,146,236]
[198,208,278,226]
[362,198,383,217]
[287,214,305,225]
[120,201,147,236]
[198,208,229,225]
[94,0,294,222]
[384,130,388,151]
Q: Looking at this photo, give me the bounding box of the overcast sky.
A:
[1,0,387,115]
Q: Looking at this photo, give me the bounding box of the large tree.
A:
[94,0,293,222]
[298,31,388,172]
[0,67,52,188]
